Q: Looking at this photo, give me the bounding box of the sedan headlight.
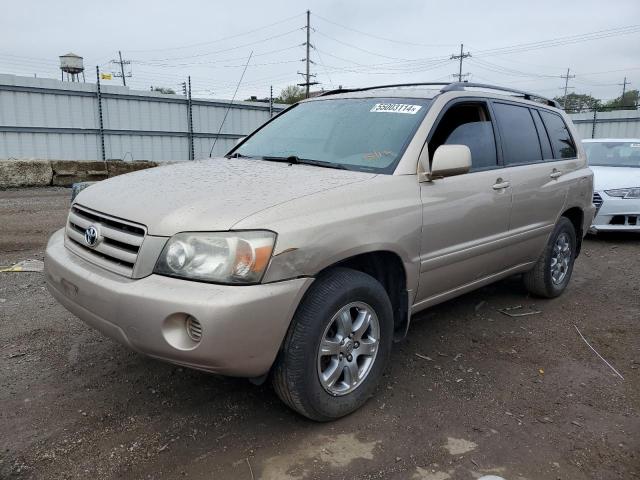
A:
[154,231,276,284]
[605,187,640,199]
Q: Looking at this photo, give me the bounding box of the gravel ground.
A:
[0,187,638,480]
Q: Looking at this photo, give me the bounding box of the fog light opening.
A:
[162,313,202,351]
[186,316,202,342]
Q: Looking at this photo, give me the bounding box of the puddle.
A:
[413,467,453,480]
[444,437,478,455]
[261,433,379,480]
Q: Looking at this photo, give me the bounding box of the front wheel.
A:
[272,267,394,421]
[523,217,577,298]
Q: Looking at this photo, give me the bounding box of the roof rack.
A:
[318,82,450,97]
[318,81,560,108]
[441,82,560,108]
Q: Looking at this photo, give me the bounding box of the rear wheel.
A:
[523,217,577,298]
[272,267,393,421]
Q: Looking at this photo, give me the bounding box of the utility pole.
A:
[305,10,311,97]
[560,68,575,109]
[111,50,132,86]
[450,44,471,82]
[619,76,630,103]
[269,85,273,117]
[187,76,194,161]
[95,66,106,161]
[297,10,318,98]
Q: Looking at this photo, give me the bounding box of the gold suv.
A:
[45,83,595,421]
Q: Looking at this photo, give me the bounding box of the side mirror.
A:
[428,144,472,179]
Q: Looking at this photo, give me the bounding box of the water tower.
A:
[59,52,85,82]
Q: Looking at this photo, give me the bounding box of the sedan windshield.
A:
[232,97,431,174]
[583,141,640,168]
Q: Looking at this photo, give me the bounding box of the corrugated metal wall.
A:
[569,110,640,140]
[0,74,284,161]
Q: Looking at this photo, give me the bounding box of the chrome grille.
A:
[593,192,603,214]
[65,205,146,277]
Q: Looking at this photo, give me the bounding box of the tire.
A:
[272,267,394,421]
[523,217,577,298]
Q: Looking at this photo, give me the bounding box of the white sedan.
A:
[583,138,640,232]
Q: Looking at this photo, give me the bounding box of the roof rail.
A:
[441,82,560,107]
[318,81,560,108]
[318,82,450,97]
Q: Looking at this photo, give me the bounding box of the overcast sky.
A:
[2,0,639,102]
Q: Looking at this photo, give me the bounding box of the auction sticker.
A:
[370,103,422,114]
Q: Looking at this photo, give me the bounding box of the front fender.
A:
[264,240,419,293]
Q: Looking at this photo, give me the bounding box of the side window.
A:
[532,110,553,160]
[429,102,498,171]
[493,102,542,166]
[539,110,577,159]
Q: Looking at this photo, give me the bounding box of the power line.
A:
[127,13,305,53]
[312,46,334,89]
[310,44,452,73]
[313,29,416,61]
[313,13,458,48]
[143,28,303,62]
[475,24,640,57]
[321,58,452,75]
[468,58,559,78]
[134,45,302,68]
[579,66,640,76]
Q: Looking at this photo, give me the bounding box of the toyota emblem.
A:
[84,225,99,247]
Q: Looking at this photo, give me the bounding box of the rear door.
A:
[415,99,513,305]
[491,102,575,265]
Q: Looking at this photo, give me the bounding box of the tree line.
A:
[554,89,639,113]
[267,85,640,113]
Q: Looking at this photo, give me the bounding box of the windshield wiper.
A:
[261,155,350,170]
[225,152,256,159]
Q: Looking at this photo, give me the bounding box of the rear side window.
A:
[539,111,577,159]
[493,103,542,165]
[532,110,553,160]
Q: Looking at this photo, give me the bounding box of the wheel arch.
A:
[321,250,411,342]
[561,206,584,256]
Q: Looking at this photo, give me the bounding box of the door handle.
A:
[550,169,563,179]
[492,179,511,190]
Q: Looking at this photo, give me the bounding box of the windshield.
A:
[232,97,431,174]
[583,141,640,168]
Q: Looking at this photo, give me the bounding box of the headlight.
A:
[154,231,276,284]
[605,187,640,199]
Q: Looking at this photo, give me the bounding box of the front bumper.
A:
[591,193,640,232]
[45,229,312,377]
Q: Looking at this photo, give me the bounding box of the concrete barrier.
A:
[0,160,158,188]
[50,160,108,186]
[0,160,53,188]
[106,161,158,178]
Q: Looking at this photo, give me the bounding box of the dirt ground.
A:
[0,187,638,480]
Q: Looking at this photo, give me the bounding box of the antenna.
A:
[209,51,253,157]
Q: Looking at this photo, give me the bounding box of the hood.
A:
[75,158,376,235]
[590,166,640,191]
